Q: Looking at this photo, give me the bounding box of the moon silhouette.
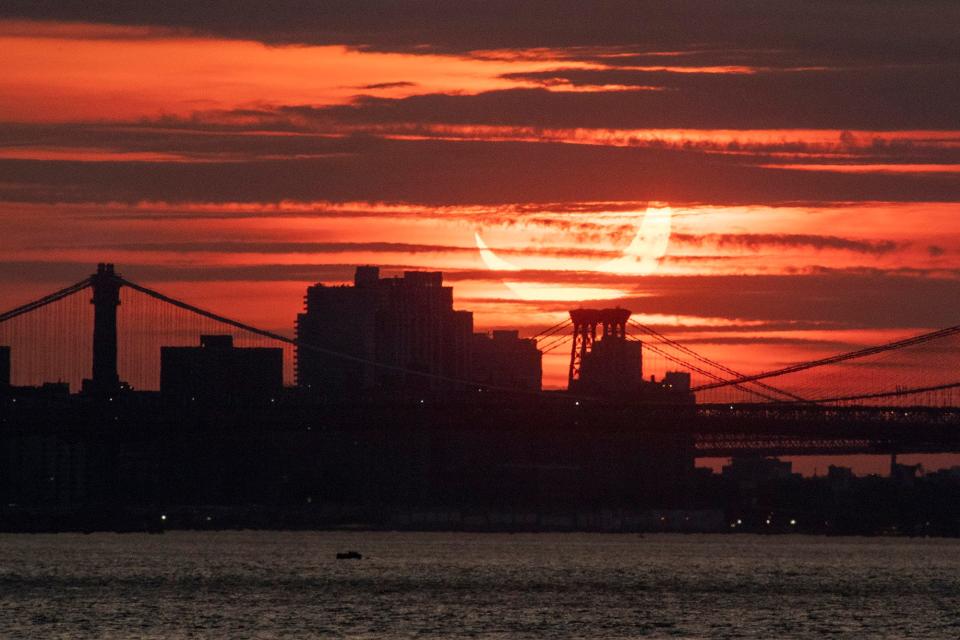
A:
[475,206,672,300]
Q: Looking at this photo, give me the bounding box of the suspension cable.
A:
[628,320,809,403]
[533,322,571,344]
[632,338,782,402]
[537,323,574,353]
[789,380,960,405]
[530,319,571,340]
[0,279,92,324]
[691,322,960,392]
[540,333,572,355]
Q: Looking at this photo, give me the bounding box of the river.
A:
[1,531,957,638]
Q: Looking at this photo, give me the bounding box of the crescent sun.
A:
[474,206,672,300]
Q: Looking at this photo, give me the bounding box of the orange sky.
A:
[1,12,959,473]
[0,23,590,122]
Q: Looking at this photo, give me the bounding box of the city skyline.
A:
[3,7,960,638]
[3,260,960,478]
[2,5,960,478]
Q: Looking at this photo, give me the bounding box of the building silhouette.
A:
[722,456,796,486]
[161,335,282,407]
[662,371,691,394]
[1,434,91,508]
[469,330,542,391]
[0,346,9,391]
[296,267,474,397]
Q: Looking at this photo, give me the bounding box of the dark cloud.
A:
[3,1,959,64]
[616,271,960,329]
[2,137,958,207]
[7,120,959,167]
[671,233,905,255]
[0,260,364,285]
[444,267,960,329]
[496,66,960,130]
[359,81,416,90]
[0,122,351,159]
[300,70,960,132]
[91,241,477,254]
[660,255,743,264]
[72,241,624,260]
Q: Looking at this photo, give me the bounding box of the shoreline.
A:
[3,505,957,537]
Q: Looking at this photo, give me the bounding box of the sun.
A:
[475,205,672,300]
[599,206,673,275]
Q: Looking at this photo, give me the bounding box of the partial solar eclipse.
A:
[475,205,672,301]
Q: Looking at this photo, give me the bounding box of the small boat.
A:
[336,551,362,560]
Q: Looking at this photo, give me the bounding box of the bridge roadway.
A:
[3,391,960,458]
[690,403,960,456]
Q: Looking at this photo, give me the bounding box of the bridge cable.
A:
[539,332,573,355]
[526,321,571,348]
[530,319,572,340]
[630,337,783,402]
[535,323,574,353]
[627,319,810,403]
[690,322,960,392]
[785,380,960,405]
[0,279,92,325]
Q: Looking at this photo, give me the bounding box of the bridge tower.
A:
[568,307,639,392]
[83,263,122,397]
[568,309,600,388]
[599,307,630,340]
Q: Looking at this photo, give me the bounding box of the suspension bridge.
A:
[2,264,960,457]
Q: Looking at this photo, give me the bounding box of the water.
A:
[1,532,958,638]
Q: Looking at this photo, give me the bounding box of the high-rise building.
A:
[160,335,283,407]
[470,330,542,391]
[296,267,473,397]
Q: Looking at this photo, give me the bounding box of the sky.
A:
[1,2,959,473]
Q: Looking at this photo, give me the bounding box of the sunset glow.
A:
[6,11,960,629]
[1,8,959,419]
